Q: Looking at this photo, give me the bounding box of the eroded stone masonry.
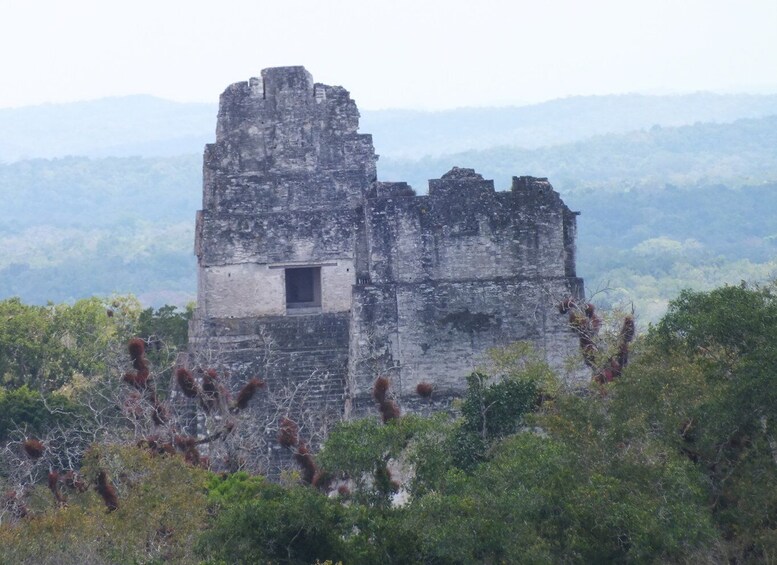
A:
[188,66,585,458]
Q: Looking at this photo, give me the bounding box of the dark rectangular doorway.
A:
[285,267,321,310]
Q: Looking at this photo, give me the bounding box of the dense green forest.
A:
[1,284,777,563]
[571,182,777,320]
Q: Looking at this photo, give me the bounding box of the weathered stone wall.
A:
[195,66,375,320]
[189,67,376,459]
[364,169,577,284]
[204,67,374,209]
[197,259,356,318]
[348,276,583,413]
[347,169,584,416]
[190,66,586,466]
[189,312,350,474]
[189,314,350,398]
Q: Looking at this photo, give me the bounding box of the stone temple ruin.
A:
[188,66,584,457]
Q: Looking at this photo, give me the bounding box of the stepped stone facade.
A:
[188,66,584,452]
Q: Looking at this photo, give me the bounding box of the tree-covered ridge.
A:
[2,284,777,563]
[0,244,196,306]
[362,91,777,158]
[0,155,200,231]
[3,91,777,162]
[573,182,777,319]
[0,96,215,162]
[0,155,199,305]
[380,114,777,191]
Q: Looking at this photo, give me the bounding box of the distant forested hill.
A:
[0,155,200,305]
[0,96,216,161]
[3,92,777,161]
[1,96,776,321]
[0,155,200,230]
[363,92,777,157]
[380,115,777,191]
[571,183,777,320]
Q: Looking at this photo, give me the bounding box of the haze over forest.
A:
[1,91,776,323]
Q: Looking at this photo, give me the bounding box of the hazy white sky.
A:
[1,0,775,110]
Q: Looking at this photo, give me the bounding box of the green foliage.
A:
[201,472,424,564]
[403,429,715,563]
[607,283,777,561]
[624,284,777,462]
[405,361,714,562]
[0,296,136,391]
[655,283,777,357]
[451,371,535,471]
[0,296,190,392]
[319,416,430,476]
[199,473,347,565]
[204,470,269,506]
[0,445,209,564]
[137,304,192,350]
[0,296,191,441]
[448,424,489,475]
[451,356,541,470]
[307,332,726,563]
[135,303,192,386]
[459,371,537,439]
[319,415,446,505]
[0,385,79,442]
[3,284,777,563]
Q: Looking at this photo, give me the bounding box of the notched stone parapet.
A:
[429,166,495,197]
